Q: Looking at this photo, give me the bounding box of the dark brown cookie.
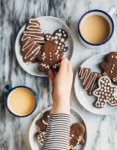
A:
[70,123,86,150]
[53,28,68,41]
[37,37,63,72]
[45,33,68,52]
[35,111,50,145]
[100,52,117,85]
[36,111,50,132]
[35,131,46,145]
[21,17,45,62]
[93,76,117,108]
[78,67,101,95]
[106,52,117,63]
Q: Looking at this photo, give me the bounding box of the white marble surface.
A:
[0,0,117,150]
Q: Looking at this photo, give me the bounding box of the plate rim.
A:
[74,52,117,115]
[15,16,74,77]
[28,106,87,150]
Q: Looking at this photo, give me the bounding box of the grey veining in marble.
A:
[0,0,117,150]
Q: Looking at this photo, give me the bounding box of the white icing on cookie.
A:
[79,68,100,95]
[21,18,45,61]
[42,119,48,125]
[93,76,117,108]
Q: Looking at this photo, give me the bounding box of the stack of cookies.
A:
[35,110,86,150]
[21,17,69,72]
[78,52,117,108]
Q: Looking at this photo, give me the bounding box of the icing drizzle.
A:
[79,67,100,95]
[21,18,45,61]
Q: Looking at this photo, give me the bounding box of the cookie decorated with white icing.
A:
[100,52,117,85]
[37,37,63,72]
[53,28,68,41]
[93,76,117,108]
[35,111,50,145]
[79,67,101,95]
[36,111,50,132]
[70,123,86,150]
[21,17,45,62]
[45,33,68,52]
[35,131,46,145]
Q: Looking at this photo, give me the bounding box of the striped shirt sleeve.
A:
[42,113,70,150]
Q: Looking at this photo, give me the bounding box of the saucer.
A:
[74,53,117,115]
[15,16,74,77]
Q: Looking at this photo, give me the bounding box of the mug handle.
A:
[5,85,13,92]
[108,6,116,16]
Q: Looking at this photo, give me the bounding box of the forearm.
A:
[42,113,70,150]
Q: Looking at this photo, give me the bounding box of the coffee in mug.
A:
[80,15,110,44]
[78,10,114,48]
[7,87,36,116]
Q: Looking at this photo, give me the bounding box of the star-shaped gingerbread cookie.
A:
[93,76,117,108]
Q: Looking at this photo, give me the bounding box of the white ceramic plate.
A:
[15,16,74,77]
[29,107,87,150]
[74,53,117,115]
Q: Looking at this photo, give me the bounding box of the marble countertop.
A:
[0,0,117,150]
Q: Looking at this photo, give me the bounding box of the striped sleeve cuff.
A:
[43,113,70,150]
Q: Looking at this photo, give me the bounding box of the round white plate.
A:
[74,53,117,115]
[29,107,87,150]
[15,16,74,77]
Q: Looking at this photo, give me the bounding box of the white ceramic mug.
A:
[78,9,114,48]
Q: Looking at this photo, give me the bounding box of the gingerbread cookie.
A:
[37,34,64,72]
[36,111,50,132]
[93,76,117,108]
[100,52,117,85]
[53,28,68,41]
[70,123,85,150]
[35,131,46,145]
[35,111,50,145]
[79,67,101,95]
[21,17,45,62]
[45,33,68,52]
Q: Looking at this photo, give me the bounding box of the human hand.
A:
[48,58,73,114]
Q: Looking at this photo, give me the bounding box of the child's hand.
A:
[48,58,73,114]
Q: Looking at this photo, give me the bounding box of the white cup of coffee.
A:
[78,9,114,48]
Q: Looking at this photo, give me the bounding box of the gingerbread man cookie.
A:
[21,17,45,62]
[45,32,68,52]
[36,111,50,131]
[93,76,117,108]
[53,28,68,41]
[35,131,46,145]
[70,123,86,150]
[35,111,50,145]
[79,67,101,95]
[37,34,68,72]
[100,52,117,85]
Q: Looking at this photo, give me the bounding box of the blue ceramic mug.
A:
[5,85,39,117]
[78,9,114,48]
